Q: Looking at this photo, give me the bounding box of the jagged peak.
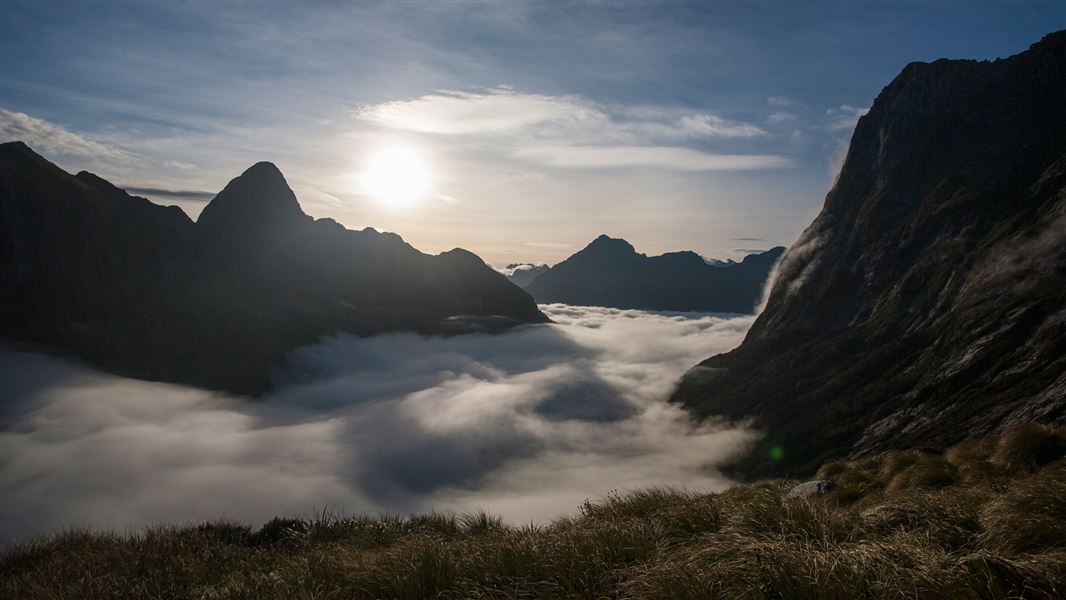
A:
[197,160,309,237]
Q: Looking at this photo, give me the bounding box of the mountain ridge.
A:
[672,29,1066,478]
[524,234,784,313]
[0,143,547,395]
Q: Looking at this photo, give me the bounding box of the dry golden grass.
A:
[3,426,1064,599]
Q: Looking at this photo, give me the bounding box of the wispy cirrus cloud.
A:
[355,87,768,142]
[524,241,573,249]
[355,87,607,136]
[512,145,791,171]
[163,160,196,170]
[355,87,786,172]
[0,107,132,160]
[767,111,796,123]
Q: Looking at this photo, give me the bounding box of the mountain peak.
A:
[584,234,636,255]
[197,161,310,240]
[0,140,33,156]
[243,161,284,178]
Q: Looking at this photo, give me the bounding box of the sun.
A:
[360,146,430,206]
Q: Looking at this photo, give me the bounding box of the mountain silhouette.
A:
[0,143,547,395]
[672,30,1066,477]
[525,234,784,313]
[197,161,312,242]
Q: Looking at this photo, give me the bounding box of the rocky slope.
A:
[673,30,1066,477]
[525,235,784,313]
[0,143,546,395]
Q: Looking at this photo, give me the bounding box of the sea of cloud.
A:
[0,304,759,543]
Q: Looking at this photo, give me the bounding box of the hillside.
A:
[4,426,1063,599]
[525,235,784,313]
[672,30,1066,477]
[0,143,547,395]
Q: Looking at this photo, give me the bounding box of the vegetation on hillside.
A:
[3,425,1064,599]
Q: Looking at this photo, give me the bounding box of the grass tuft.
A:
[990,424,1066,471]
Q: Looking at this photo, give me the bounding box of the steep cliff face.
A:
[525,235,784,313]
[0,143,546,395]
[673,31,1066,477]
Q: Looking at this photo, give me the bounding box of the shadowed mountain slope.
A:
[525,235,783,313]
[673,31,1066,478]
[0,143,546,395]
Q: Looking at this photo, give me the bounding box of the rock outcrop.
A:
[673,31,1066,477]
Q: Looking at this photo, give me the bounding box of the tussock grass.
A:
[990,424,1066,471]
[3,426,1065,599]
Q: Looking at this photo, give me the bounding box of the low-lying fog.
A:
[0,304,758,543]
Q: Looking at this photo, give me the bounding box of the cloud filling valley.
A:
[0,304,758,543]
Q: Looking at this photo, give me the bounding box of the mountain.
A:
[672,31,1066,478]
[0,143,547,395]
[524,235,784,313]
[501,263,550,287]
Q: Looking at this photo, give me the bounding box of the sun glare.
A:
[360,146,430,206]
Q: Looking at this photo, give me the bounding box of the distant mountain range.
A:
[673,30,1066,477]
[522,235,784,313]
[0,143,546,395]
[500,263,550,287]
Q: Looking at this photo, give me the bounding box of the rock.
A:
[672,30,1066,477]
[785,480,836,500]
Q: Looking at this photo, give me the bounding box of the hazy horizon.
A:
[2,2,1063,265]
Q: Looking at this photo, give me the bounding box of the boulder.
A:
[785,480,836,499]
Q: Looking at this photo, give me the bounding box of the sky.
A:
[1,1,1063,266]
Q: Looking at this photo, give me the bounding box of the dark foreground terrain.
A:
[4,425,1063,599]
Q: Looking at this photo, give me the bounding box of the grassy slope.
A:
[3,426,1064,599]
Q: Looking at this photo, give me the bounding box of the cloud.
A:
[354,88,604,135]
[123,186,216,202]
[825,104,869,131]
[353,87,780,173]
[511,145,791,171]
[767,96,796,107]
[0,107,131,160]
[355,88,767,142]
[638,114,767,139]
[434,192,460,205]
[731,237,767,242]
[163,160,196,170]
[0,305,758,542]
[767,111,796,123]
[525,241,573,249]
[495,263,548,277]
